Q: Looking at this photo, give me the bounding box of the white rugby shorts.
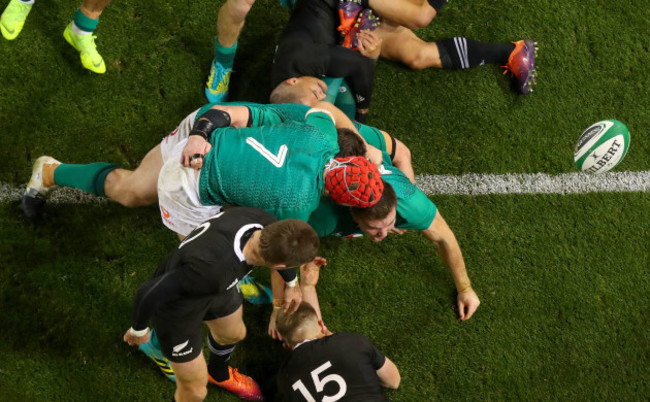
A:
[157,138,221,237]
[160,108,200,162]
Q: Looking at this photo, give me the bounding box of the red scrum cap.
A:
[325,156,383,207]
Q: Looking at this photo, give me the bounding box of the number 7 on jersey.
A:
[246,137,288,168]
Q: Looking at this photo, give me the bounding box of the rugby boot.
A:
[343,9,379,50]
[338,0,363,35]
[502,39,538,94]
[209,366,264,401]
[205,58,232,103]
[238,276,273,305]
[138,329,176,382]
[63,22,106,74]
[22,156,60,220]
[0,0,32,40]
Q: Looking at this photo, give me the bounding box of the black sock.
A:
[436,37,516,70]
[207,334,236,382]
[428,0,448,12]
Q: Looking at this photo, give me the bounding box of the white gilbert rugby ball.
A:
[574,120,630,174]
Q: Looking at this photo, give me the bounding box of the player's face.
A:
[295,77,328,106]
[356,208,397,242]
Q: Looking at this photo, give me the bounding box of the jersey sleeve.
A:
[396,189,438,231]
[130,271,186,331]
[348,333,387,370]
[304,109,339,151]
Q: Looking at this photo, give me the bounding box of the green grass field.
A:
[1,0,649,401]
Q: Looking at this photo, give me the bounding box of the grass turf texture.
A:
[0,0,649,400]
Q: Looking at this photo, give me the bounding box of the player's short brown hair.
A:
[259,219,319,267]
[276,302,320,345]
[336,128,366,158]
[350,180,397,222]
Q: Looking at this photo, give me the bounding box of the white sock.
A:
[72,22,92,35]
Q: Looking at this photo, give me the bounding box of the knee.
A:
[177,380,208,401]
[213,323,246,345]
[409,7,436,29]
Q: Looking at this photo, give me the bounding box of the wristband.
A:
[278,268,297,283]
[285,278,298,288]
[129,327,149,337]
[189,109,231,141]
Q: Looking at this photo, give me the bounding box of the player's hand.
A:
[123,328,150,346]
[268,307,283,340]
[357,30,382,60]
[181,136,212,169]
[457,288,480,321]
[283,283,303,313]
[300,257,327,287]
[389,228,407,235]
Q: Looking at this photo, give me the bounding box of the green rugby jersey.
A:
[198,110,339,222]
[308,125,437,237]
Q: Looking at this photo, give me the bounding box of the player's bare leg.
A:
[170,354,209,402]
[217,0,255,48]
[79,0,110,19]
[376,22,442,69]
[367,0,438,30]
[204,307,263,400]
[104,144,163,207]
[206,0,256,102]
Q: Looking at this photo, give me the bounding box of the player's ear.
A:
[285,77,299,86]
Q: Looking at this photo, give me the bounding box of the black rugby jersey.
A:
[130,207,276,331]
[277,332,388,402]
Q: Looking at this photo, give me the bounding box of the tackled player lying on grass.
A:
[268,134,480,342]
[23,102,383,239]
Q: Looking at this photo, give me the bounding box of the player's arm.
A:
[311,102,383,166]
[268,269,300,339]
[376,357,401,389]
[421,211,480,321]
[123,271,185,346]
[181,105,251,169]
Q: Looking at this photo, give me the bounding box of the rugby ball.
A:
[574,120,630,174]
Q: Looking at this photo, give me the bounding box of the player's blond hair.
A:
[276,302,321,346]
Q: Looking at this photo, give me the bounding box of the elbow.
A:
[387,374,401,389]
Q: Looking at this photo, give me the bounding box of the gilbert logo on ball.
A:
[574,120,630,174]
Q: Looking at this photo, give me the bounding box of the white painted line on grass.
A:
[1,171,649,204]
[416,171,650,195]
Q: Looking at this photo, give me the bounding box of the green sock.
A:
[73,8,98,33]
[53,162,118,197]
[334,80,357,122]
[214,38,237,70]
